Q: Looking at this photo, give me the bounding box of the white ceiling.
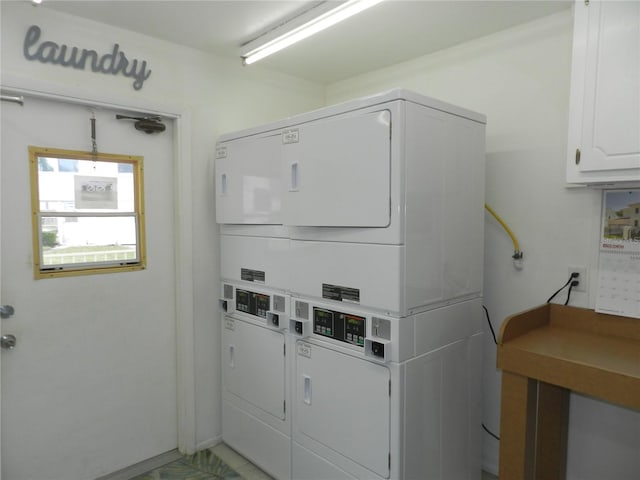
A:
[42,0,572,84]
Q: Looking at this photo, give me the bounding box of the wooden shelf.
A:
[496,304,640,480]
[498,303,640,410]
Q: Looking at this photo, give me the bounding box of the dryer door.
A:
[222,316,286,420]
[282,110,391,227]
[294,342,391,478]
[216,132,282,225]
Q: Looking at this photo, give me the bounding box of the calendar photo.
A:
[601,189,640,244]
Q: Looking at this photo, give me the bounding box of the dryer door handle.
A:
[290,162,299,191]
[229,344,235,368]
[303,374,312,405]
[220,173,227,195]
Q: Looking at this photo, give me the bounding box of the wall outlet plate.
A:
[568,266,588,293]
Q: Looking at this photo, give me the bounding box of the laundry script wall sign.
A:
[23,25,152,90]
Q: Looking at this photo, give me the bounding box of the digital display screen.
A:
[316,309,332,321]
[313,307,365,347]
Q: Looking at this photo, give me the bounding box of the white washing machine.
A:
[219,282,292,480]
[288,296,484,480]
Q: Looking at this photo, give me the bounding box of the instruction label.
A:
[297,342,312,358]
[322,283,360,304]
[282,128,299,144]
[241,268,265,283]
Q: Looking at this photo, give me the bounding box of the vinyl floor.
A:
[131,443,273,480]
[133,442,498,480]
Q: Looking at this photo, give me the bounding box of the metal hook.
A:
[90,112,98,156]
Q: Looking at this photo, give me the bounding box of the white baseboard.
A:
[482,461,499,477]
[196,434,223,452]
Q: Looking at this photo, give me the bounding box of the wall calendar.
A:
[596,189,640,319]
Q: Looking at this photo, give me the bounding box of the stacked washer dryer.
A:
[216,89,486,480]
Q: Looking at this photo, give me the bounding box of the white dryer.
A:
[214,89,487,480]
[289,296,484,480]
[220,282,291,480]
[215,89,486,316]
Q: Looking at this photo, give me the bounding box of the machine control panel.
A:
[313,307,365,347]
[236,289,270,319]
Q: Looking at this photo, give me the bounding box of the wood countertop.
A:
[497,303,640,410]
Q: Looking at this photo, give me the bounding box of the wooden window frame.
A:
[29,146,147,279]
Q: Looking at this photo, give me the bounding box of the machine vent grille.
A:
[295,301,309,320]
[274,295,285,312]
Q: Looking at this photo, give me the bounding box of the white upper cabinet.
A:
[216,132,283,224]
[282,110,392,227]
[566,0,640,185]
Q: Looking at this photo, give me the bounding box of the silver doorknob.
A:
[0,305,15,318]
[1,334,17,349]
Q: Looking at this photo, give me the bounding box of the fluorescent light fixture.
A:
[242,0,384,65]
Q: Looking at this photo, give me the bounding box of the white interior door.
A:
[0,95,177,479]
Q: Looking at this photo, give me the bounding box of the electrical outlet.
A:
[568,266,588,293]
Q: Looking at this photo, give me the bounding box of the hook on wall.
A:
[90,112,98,155]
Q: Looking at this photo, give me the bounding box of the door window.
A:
[29,146,146,278]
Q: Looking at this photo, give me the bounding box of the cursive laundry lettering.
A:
[23,25,151,90]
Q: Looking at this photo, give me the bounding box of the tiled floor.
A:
[135,442,498,479]
[132,443,273,480]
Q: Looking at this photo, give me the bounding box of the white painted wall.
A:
[0,2,325,454]
[325,9,639,479]
[3,3,638,478]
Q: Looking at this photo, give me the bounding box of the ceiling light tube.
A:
[242,0,384,65]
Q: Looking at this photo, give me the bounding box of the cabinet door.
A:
[294,342,390,478]
[222,316,286,420]
[216,132,282,224]
[568,0,640,183]
[282,110,391,227]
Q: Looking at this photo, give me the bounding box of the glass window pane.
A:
[38,158,136,213]
[40,215,138,267]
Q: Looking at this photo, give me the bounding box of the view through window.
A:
[29,146,146,278]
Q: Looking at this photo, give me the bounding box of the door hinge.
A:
[389,380,391,396]
[388,453,391,470]
[284,401,286,414]
[575,148,581,165]
[284,344,286,356]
